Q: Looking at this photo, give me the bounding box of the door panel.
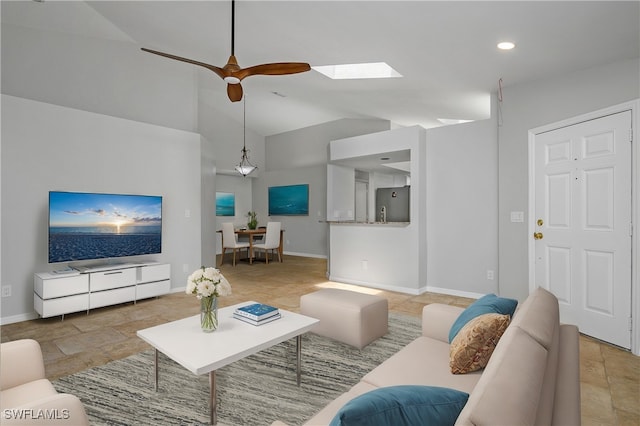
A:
[534,110,632,349]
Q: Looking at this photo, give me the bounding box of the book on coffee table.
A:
[233,312,282,326]
[234,303,279,321]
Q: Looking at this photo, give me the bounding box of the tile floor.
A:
[1,256,638,425]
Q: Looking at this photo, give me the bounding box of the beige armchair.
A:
[0,339,89,425]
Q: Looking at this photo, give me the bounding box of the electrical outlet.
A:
[183,264,189,273]
[487,270,495,280]
[1,286,11,298]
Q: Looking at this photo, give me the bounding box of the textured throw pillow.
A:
[329,385,469,426]
[449,313,510,374]
[448,293,518,342]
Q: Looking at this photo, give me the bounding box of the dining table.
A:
[218,227,284,265]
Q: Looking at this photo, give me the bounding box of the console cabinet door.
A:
[90,268,136,291]
[138,264,170,283]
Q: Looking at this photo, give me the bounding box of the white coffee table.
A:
[136,301,319,425]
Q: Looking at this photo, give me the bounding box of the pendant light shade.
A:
[235,147,256,176]
[235,96,257,176]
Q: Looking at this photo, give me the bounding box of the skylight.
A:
[312,62,402,80]
[437,118,475,125]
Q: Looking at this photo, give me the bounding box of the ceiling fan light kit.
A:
[141,0,310,102]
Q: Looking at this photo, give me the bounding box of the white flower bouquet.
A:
[186,267,231,331]
[186,267,232,299]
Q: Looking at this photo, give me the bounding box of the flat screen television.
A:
[268,184,309,216]
[48,191,162,264]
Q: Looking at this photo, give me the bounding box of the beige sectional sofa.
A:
[300,287,581,425]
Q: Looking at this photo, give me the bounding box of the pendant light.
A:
[235,96,257,176]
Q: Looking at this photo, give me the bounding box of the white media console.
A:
[34,263,171,319]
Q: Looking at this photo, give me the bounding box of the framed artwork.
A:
[268,184,309,216]
[216,192,235,216]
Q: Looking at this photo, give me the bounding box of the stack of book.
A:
[233,303,281,326]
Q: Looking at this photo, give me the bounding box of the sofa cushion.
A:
[449,293,518,342]
[329,385,469,426]
[361,336,482,394]
[510,287,559,350]
[449,313,510,374]
[454,326,548,425]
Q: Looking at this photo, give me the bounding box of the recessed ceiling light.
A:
[380,157,390,161]
[312,62,402,80]
[497,41,516,50]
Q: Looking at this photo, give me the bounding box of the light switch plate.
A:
[510,211,524,223]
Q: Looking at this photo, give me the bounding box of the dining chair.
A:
[220,223,250,266]
[253,222,282,264]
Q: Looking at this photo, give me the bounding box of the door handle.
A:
[533,232,544,240]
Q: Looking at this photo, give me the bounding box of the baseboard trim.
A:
[282,251,327,259]
[0,312,39,326]
[424,286,484,300]
[327,275,423,295]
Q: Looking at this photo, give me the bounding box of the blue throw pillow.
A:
[329,385,469,426]
[448,293,518,343]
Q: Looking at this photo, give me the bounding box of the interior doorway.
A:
[355,180,368,222]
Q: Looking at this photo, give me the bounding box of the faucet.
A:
[380,205,387,223]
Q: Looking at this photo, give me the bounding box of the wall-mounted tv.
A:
[48,191,162,264]
[268,184,309,216]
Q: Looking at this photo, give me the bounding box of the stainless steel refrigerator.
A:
[375,186,410,222]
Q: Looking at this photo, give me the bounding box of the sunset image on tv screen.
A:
[48,191,162,263]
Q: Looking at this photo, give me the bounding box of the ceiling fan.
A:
[141,0,310,102]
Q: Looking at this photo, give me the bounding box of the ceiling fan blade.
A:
[141,48,226,80]
[235,62,311,80]
[227,83,244,102]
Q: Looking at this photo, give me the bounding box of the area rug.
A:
[53,313,421,426]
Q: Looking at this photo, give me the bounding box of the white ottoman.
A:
[300,288,388,349]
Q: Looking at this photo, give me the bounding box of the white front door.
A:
[533,111,632,349]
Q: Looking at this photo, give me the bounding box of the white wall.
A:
[328,126,428,294]
[1,96,202,324]
[198,93,265,177]
[426,116,498,296]
[498,58,640,301]
[1,22,197,133]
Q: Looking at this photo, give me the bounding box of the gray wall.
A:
[1,21,197,133]
[1,95,202,323]
[426,113,498,295]
[266,119,392,171]
[498,58,640,301]
[260,119,392,258]
[213,174,254,257]
[253,165,328,257]
[198,93,265,262]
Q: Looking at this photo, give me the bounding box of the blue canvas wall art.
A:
[216,192,235,216]
[268,184,309,216]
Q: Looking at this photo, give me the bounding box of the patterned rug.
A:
[53,313,421,426]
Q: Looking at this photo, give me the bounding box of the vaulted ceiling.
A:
[3,1,639,136]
